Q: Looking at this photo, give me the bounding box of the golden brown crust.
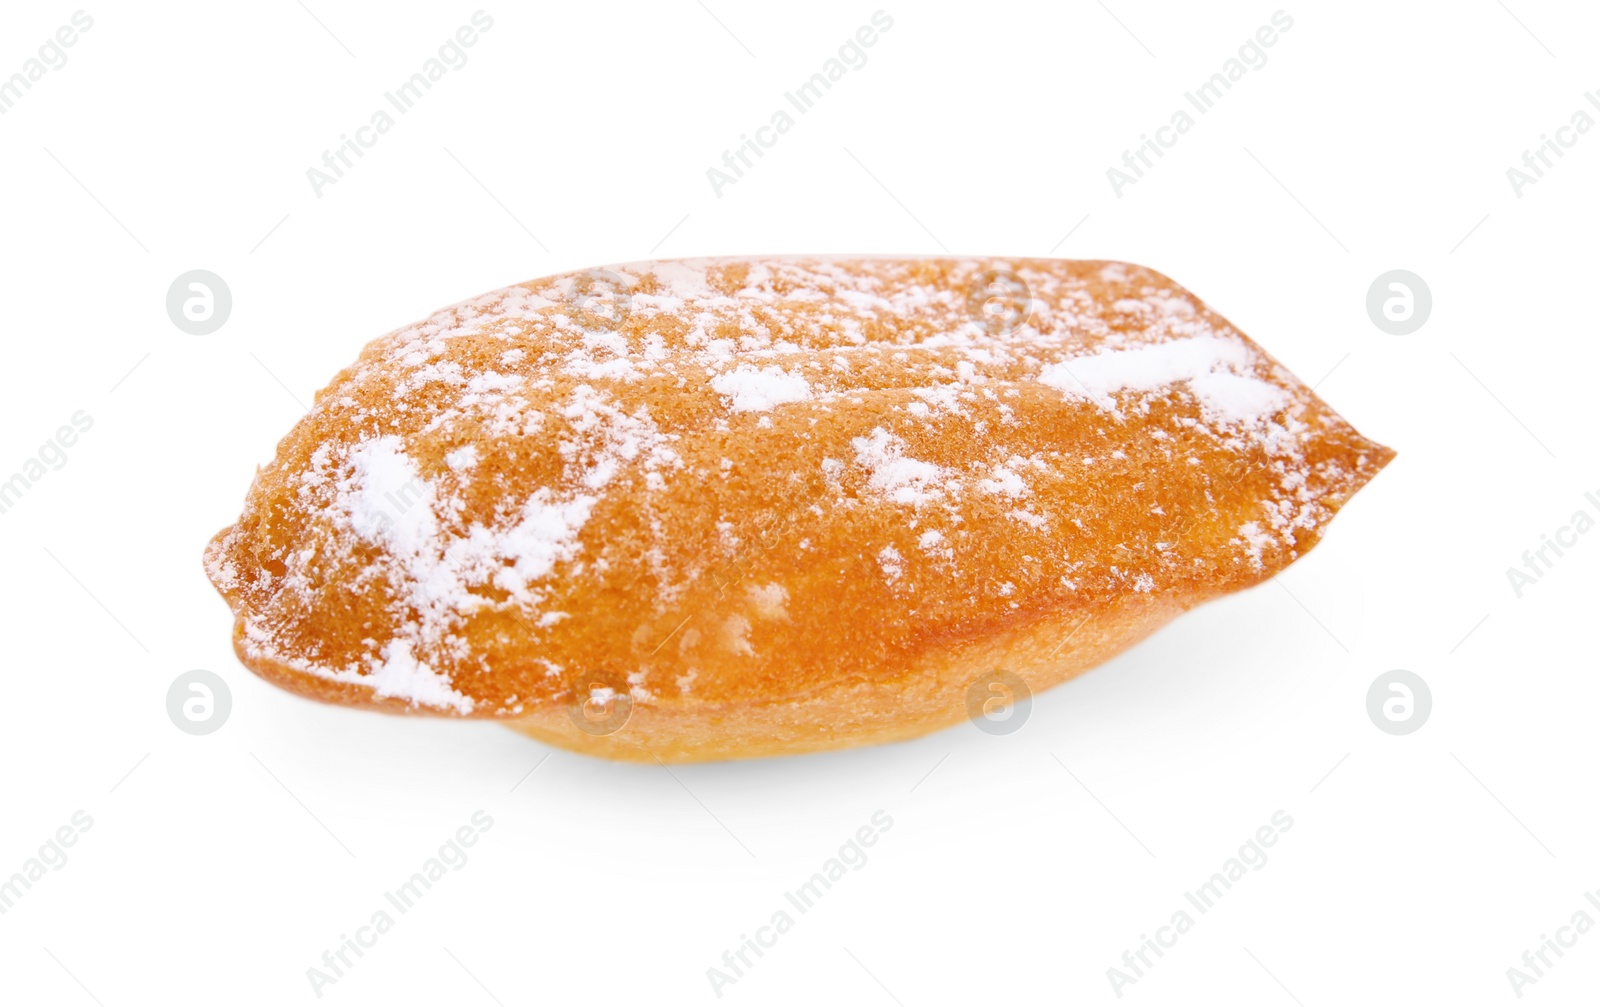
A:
[205,257,1393,761]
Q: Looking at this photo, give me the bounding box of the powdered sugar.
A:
[485,492,597,597]
[366,638,475,714]
[711,365,813,412]
[851,428,949,506]
[978,466,1028,498]
[878,545,905,583]
[1038,334,1289,426]
[294,435,606,711]
[346,436,436,557]
[1234,520,1275,571]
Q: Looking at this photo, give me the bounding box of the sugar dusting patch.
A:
[1038,335,1289,425]
[347,436,436,556]
[368,638,474,714]
[1234,521,1274,571]
[878,545,905,583]
[747,582,790,620]
[851,428,949,506]
[711,365,812,412]
[277,433,609,712]
[979,466,1028,498]
[486,492,597,597]
[721,614,754,656]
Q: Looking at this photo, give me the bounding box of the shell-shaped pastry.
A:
[204,257,1393,761]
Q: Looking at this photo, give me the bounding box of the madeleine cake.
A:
[204,257,1393,761]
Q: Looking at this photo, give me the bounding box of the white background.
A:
[0,1,1596,1004]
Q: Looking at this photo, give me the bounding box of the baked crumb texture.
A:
[205,257,1393,761]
